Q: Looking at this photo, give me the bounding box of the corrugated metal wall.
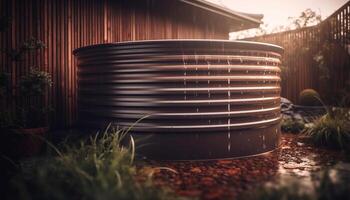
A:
[0,0,229,128]
[246,1,350,103]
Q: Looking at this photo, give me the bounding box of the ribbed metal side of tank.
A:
[73,40,283,160]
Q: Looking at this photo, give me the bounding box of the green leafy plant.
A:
[14,67,53,128]
[290,9,322,29]
[19,68,52,96]
[0,36,51,129]
[281,117,305,133]
[299,89,321,106]
[302,107,350,151]
[10,123,183,200]
[1,37,45,62]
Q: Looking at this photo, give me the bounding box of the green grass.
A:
[303,108,350,151]
[9,123,186,200]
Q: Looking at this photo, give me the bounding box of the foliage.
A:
[289,9,322,29]
[281,117,305,134]
[313,48,329,82]
[303,107,350,151]
[240,169,350,200]
[338,80,350,107]
[313,40,333,102]
[19,68,52,96]
[299,89,321,106]
[313,38,350,105]
[316,168,350,200]
[230,9,322,40]
[0,34,52,128]
[10,124,184,200]
[1,37,46,62]
[7,67,54,128]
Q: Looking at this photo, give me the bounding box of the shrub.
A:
[303,107,350,151]
[16,68,53,128]
[10,124,183,200]
[19,68,52,96]
[281,117,305,133]
[299,89,321,106]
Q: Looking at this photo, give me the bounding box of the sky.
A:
[207,0,348,34]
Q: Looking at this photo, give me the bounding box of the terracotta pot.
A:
[1,127,49,159]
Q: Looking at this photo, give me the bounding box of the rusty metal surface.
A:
[74,40,283,160]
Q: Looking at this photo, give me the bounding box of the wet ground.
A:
[138,133,350,200]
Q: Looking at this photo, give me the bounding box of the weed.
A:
[303,107,350,151]
[10,123,185,200]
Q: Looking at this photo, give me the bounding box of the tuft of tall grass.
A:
[302,107,350,151]
[10,123,185,200]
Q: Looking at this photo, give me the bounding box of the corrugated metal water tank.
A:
[73,40,283,160]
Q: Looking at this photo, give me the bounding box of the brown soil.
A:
[137,133,349,200]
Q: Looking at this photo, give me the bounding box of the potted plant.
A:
[0,26,52,158]
[1,67,52,158]
[18,67,52,128]
[14,67,53,156]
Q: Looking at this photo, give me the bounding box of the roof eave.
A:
[179,0,263,31]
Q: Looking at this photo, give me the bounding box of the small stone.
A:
[226,168,241,176]
[190,167,202,173]
[297,142,305,146]
[201,177,215,186]
[283,162,300,169]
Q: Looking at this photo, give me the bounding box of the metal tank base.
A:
[131,125,280,160]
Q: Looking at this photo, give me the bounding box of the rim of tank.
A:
[73,39,284,55]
